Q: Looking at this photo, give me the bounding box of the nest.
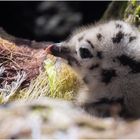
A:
[0,32,80,103]
[0,37,48,88]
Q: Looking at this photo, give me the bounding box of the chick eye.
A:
[79,48,93,59]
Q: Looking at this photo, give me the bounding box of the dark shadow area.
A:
[0,1,110,42]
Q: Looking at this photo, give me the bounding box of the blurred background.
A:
[0,1,110,42]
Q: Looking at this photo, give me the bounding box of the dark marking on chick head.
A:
[89,64,99,70]
[115,23,122,28]
[112,31,124,43]
[96,51,103,59]
[117,55,140,73]
[97,33,103,41]
[101,69,117,84]
[86,40,94,49]
[129,36,136,42]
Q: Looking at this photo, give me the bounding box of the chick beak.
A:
[46,42,71,58]
[46,43,80,66]
[46,43,61,55]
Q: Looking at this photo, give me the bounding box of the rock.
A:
[0,97,140,139]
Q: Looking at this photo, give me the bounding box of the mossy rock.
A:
[124,0,140,27]
[102,0,140,27]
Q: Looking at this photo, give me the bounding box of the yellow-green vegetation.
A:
[102,0,140,27]
[124,0,140,26]
[44,54,80,100]
[7,71,49,102]
[0,54,80,104]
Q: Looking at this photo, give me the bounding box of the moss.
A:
[44,54,80,100]
[124,0,140,27]
[101,0,140,28]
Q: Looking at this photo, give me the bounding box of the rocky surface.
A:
[0,97,140,139]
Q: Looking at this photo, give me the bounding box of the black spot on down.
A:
[112,31,124,43]
[115,23,122,28]
[89,64,99,70]
[129,36,136,42]
[101,69,117,84]
[97,33,102,41]
[117,55,140,73]
[96,51,103,59]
